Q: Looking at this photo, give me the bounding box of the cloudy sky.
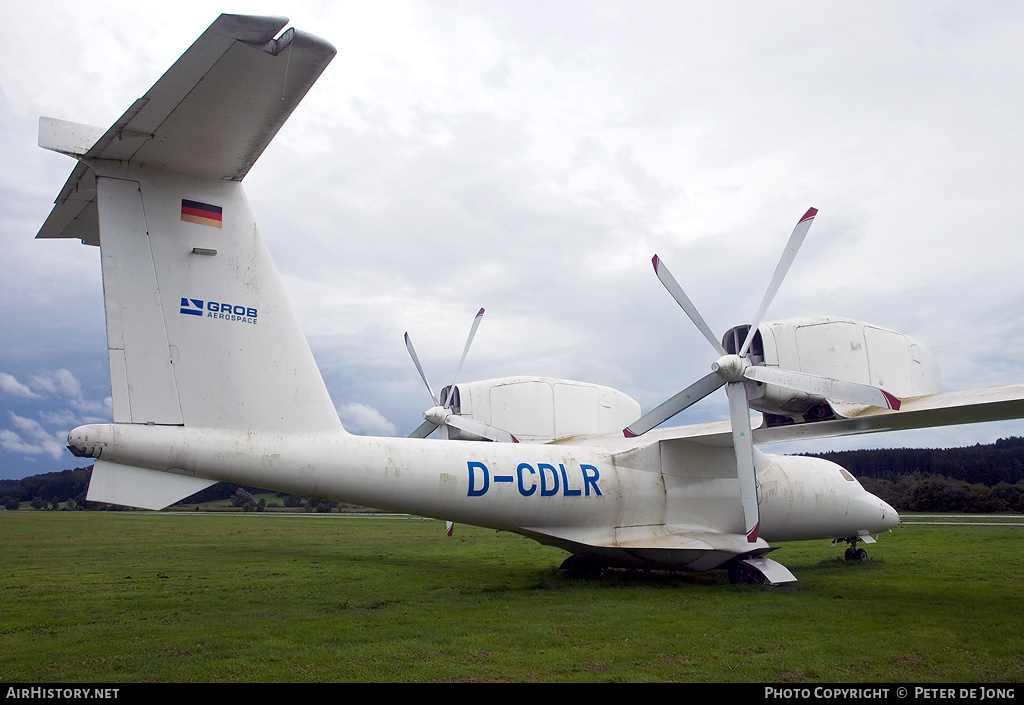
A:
[3,1,1024,480]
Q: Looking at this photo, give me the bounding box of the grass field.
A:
[2,511,1022,683]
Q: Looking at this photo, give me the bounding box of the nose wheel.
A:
[839,536,869,562]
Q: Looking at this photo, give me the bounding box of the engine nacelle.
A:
[725,316,942,425]
[438,376,641,443]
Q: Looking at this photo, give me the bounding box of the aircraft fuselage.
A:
[68,423,898,570]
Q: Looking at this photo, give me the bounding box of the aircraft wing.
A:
[556,384,1024,450]
[753,383,1024,445]
[37,13,336,243]
[629,384,1024,448]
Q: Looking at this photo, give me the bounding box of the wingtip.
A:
[747,523,759,543]
[882,390,901,411]
[800,207,818,223]
[623,427,638,438]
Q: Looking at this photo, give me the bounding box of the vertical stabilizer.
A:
[92,169,343,433]
[37,15,342,435]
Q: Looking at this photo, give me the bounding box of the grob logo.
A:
[179,297,258,325]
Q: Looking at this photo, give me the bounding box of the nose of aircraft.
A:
[879,498,900,530]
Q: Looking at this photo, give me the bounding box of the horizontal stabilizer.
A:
[37,13,337,242]
[86,459,216,510]
[38,117,106,158]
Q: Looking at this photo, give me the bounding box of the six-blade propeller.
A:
[624,208,901,543]
[405,308,518,443]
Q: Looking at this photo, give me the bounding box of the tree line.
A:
[806,436,1024,486]
[804,437,1024,513]
[0,467,325,512]
[4,437,1024,513]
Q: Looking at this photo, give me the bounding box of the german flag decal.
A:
[180,199,223,228]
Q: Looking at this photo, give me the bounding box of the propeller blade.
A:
[726,382,760,543]
[409,419,440,439]
[623,370,725,437]
[443,308,485,407]
[405,332,438,405]
[652,255,727,357]
[739,207,817,356]
[425,405,518,443]
[742,365,901,410]
[444,413,519,443]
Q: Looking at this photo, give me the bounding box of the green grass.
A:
[2,511,1023,682]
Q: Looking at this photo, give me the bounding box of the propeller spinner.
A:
[405,308,518,443]
[624,208,900,542]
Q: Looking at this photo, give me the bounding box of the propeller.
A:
[405,308,518,443]
[624,208,901,543]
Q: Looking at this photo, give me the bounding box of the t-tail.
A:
[38,15,342,508]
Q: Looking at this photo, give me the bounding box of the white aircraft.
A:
[38,14,1024,584]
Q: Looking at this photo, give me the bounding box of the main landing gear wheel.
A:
[558,554,607,579]
[728,560,767,585]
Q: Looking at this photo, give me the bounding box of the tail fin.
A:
[37,14,342,435]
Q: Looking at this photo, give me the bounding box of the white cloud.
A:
[37,409,80,428]
[0,373,37,399]
[336,402,399,437]
[29,369,83,400]
[0,369,110,474]
[2,413,65,461]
